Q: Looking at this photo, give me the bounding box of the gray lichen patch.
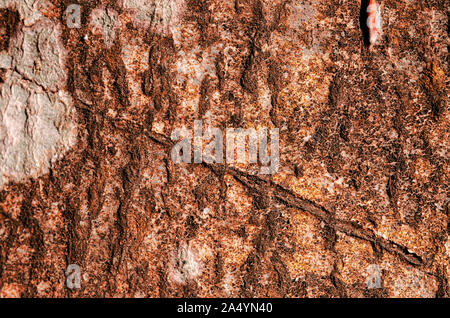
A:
[121,0,185,36]
[0,1,77,188]
[10,19,67,92]
[0,0,43,26]
[89,7,120,49]
[169,243,202,285]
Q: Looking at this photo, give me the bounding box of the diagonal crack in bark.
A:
[116,123,425,267]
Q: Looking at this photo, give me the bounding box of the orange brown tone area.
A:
[0,0,448,297]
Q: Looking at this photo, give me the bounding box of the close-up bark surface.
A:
[0,0,448,297]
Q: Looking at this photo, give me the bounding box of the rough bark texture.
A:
[0,0,448,297]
